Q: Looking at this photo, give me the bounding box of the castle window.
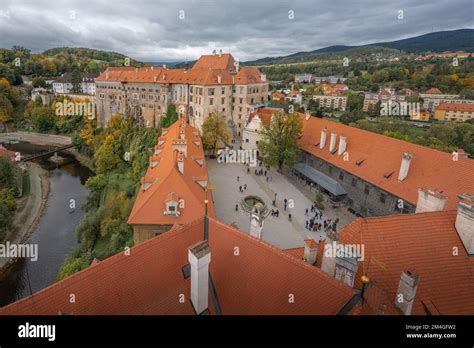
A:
[364,185,370,195]
[208,88,215,96]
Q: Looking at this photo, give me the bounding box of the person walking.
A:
[237,176,240,182]
[235,204,238,211]
[305,208,308,216]
[239,185,242,192]
[284,198,288,211]
[288,213,292,222]
[244,184,247,190]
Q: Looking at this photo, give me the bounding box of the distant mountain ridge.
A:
[245,29,474,65]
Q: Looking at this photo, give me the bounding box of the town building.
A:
[434,103,474,122]
[95,51,269,135]
[127,118,215,245]
[313,94,347,111]
[284,91,303,104]
[271,91,285,102]
[419,88,474,112]
[294,74,347,84]
[241,107,282,152]
[409,108,430,122]
[52,72,97,95]
[363,88,405,112]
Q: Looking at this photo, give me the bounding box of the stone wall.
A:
[301,151,415,217]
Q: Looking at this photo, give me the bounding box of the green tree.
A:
[30,106,56,132]
[32,76,47,88]
[160,104,179,128]
[94,134,122,174]
[71,68,82,93]
[202,112,230,157]
[257,111,302,171]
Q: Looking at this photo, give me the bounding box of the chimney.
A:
[217,75,222,84]
[321,228,339,277]
[163,64,167,69]
[455,194,474,255]
[105,71,109,80]
[151,66,154,71]
[338,136,347,156]
[303,239,318,265]
[219,49,222,57]
[398,152,412,181]
[395,270,419,315]
[177,152,185,174]
[415,188,447,213]
[212,50,216,56]
[188,241,211,315]
[319,128,327,149]
[329,133,337,153]
[261,74,266,82]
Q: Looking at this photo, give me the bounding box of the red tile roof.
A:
[339,210,474,315]
[0,145,16,161]
[247,107,281,126]
[0,218,355,315]
[436,103,474,112]
[425,87,442,94]
[127,119,215,226]
[295,111,474,210]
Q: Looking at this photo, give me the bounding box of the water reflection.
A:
[0,142,91,306]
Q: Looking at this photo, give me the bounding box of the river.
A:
[0,142,91,306]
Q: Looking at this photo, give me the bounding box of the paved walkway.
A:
[207,160,355,249]
[0,132,71,146]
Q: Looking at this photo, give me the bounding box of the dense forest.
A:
[0,46,143,85]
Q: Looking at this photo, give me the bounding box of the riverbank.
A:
[0,162,49,275]
[0,131,94,172]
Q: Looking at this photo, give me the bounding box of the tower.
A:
[249,203,265,240]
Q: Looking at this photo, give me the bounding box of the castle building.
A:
[127,118,215,245]
[297,113,474,216]
[95,51,269,135]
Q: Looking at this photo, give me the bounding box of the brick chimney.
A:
[329,133,337,153]
[303,239,318,265]
[319,128,327,149]
[395,270,419,315]
[415,188,447,213]
[455,194,474,255]
[337,135,347,156]
[397,152,412,181]
[188,241,211,315]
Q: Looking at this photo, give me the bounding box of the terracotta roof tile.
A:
[0,218,354,315]
[339,210,474,315]
[295,111,474,210]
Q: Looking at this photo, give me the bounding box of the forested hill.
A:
[246,29,474,65]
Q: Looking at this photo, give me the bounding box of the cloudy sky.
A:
[0,0,472,62]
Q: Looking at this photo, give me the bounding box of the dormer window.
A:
[164,195,181,216]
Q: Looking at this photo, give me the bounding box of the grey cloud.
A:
[0,0,472,62]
